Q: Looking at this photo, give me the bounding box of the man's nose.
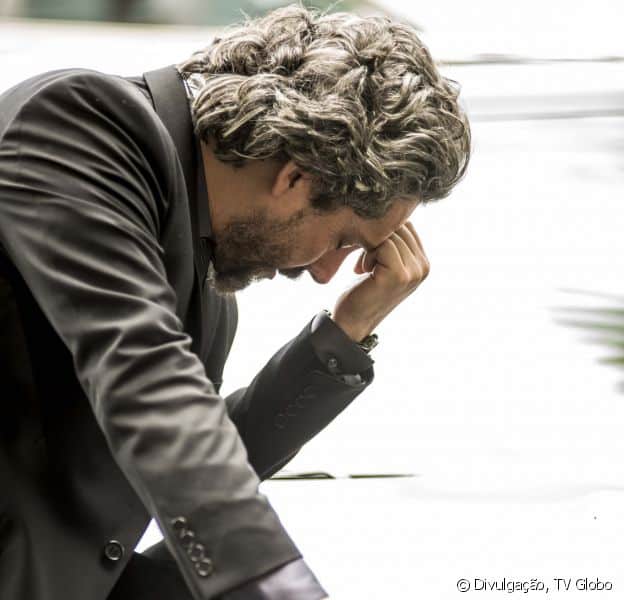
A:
[308,247,357,284]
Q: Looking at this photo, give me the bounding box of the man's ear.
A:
[271,159,312,201]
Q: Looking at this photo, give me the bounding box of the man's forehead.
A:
[351,196,419,250]
[370,196,418,228]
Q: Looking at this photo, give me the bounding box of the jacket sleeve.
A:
[0,71,301,599]
[224,310,375,482]
[220,556,328,599]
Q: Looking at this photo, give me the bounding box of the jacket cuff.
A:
[163,499,302,599]
[221,557,327,600]
[309,310,374,377]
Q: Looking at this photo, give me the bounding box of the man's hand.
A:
[332,222,430,342]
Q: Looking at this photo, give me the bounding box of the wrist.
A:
[329,310,374,344]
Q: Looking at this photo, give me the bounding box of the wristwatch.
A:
[357,333,379,354]
[323,309,378,355]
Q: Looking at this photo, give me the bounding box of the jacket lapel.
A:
[142,65,209,356]
[142,65,204,264]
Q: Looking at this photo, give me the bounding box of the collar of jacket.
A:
[142,65,214,267]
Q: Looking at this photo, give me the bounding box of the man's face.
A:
[208,197,419,294]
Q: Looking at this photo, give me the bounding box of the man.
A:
[0,4,470,599]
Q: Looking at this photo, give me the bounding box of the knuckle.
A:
[396,270,411,286]
[421,256,431,277]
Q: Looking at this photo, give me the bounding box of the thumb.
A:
[361,249,377,273]
[353,250,366,274]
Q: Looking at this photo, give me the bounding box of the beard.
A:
[206,207,311,294]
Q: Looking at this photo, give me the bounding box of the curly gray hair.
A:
[178,4,471,219]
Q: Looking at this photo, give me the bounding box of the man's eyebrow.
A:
[357,237,376,252]
[340,234,376,252]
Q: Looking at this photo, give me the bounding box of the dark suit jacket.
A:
[0,64,374,600]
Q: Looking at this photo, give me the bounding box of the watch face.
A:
[359,334,379,353]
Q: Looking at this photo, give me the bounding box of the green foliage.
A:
[551,289,624,390]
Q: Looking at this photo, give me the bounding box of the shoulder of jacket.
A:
[1,68,181,234]
[21,67,147,100]
[1,68,147,141]
[7,68,165,139]
[10,67,180,184]
[28,69,155,122]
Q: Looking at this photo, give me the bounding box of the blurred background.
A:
[2,1,623,597]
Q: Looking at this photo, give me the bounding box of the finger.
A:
[404,221,425,255]
[362,252,374,273]
[388,232,411,268]
[371,236,405,278]
[353,250,366,274]
[403,222,430,277]
[394,222,420,256]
